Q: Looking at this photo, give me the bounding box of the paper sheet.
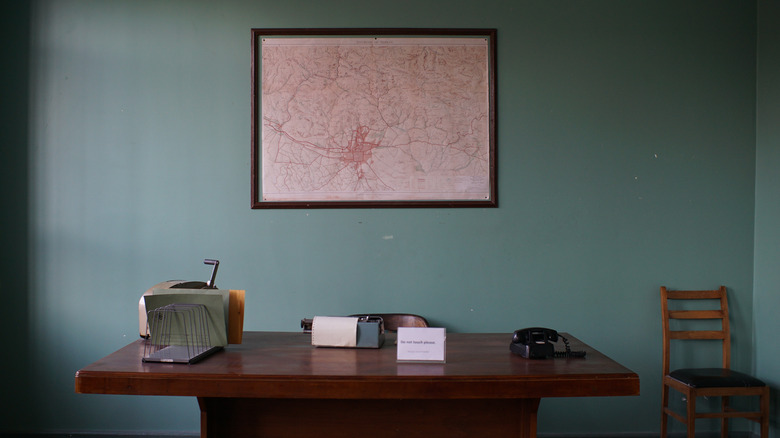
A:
[397,327,447,363]
[311,316,358,347]
[152,288,230,333]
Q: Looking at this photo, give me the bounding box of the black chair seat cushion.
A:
[670,368,766,388]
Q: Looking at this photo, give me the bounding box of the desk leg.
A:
[198,397,541,438]
[520,398,541,438]
[197,397,208,438]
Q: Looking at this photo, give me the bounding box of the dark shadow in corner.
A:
[0,0,32,433]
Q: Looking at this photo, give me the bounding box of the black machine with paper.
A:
[303,315,385,348]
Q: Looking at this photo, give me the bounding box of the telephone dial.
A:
[510,327,586,359]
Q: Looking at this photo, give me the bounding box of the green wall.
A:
[2,0,776,435]
[756,1,780,435]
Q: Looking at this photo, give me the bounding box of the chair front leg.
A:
[760,389,769,438]
[721,395,729,438]
[686,394,696,438]
[661,384,669,438]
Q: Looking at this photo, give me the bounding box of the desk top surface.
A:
[75,331,639,399]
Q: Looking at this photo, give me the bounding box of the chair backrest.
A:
[350,313,429,331]
[660,286,730,376]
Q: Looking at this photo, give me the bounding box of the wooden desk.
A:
[75,332,639,438]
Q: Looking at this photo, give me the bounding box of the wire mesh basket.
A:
[143,303,222,364]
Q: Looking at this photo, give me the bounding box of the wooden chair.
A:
[349,313,429,331]
[660,286,769,438]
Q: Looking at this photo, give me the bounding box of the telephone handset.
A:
[510,327,586,359]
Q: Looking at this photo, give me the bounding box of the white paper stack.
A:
[311,316,359,347]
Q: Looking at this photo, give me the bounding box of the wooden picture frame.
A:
[251,28,497,208]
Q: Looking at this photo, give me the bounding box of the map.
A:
[260,37,491,203]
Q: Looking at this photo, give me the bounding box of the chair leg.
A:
[686,395,696,438]
[760,388,769,438]
[661,384,669,438]
[720,396,729,438]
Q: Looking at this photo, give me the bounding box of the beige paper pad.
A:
[311,316,358,347]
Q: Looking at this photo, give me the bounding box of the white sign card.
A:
[397,327,446,363]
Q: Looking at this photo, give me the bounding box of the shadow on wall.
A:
[0,1,32,434]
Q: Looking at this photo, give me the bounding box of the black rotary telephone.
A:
[510,327,586,359]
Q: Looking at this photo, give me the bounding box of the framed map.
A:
[251,28,497,208]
